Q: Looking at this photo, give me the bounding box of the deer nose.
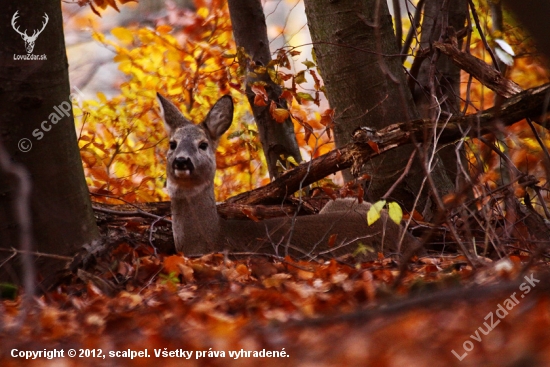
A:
[173,157,194,172]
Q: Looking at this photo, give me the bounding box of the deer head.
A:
[12,11,49,54]
[156,93,234,198]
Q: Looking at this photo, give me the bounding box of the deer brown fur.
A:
[157,93,420,260]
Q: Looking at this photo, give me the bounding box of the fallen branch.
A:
[228,83,550,205]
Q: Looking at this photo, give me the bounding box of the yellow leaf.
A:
[196,7,209,19]
[96,92,107,104]
[285,155,299,167]
[111,27,133,44]
[387,202,403,224]
[367,200,386,226]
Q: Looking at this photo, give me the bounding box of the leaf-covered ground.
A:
[2,235,550,366]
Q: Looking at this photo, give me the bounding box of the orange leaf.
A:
[320,109,334,126]
[164,255,186,275]
[251,84,268,106]
[321,187,337,200]
[254,94,267,106]
[280,90,293,105]
[269,101,289,123]
[367,141,379,154]
[242,208,260,222]
[156,25,173,34]
[327,233,338,248]
[402,209,424,221]
[357,185,364,203]
[303,122,313,144]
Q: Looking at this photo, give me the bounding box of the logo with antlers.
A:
[11,11,49,54]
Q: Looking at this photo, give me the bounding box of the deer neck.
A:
[169,182,220,252]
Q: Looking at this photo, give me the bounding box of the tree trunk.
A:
[413,0,467,186]
[501,0,550,62]
[0,2,99,286]
[227,0,302,179]
[303,0,453,218]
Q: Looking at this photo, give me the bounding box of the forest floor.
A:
[1,206,550,367]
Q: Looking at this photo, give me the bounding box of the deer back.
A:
[219,198,419,260]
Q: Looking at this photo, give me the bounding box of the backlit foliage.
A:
[76,1,336,203]
[76,2,268,203]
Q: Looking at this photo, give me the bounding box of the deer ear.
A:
[157,93,191,134]
[202,95,234,142]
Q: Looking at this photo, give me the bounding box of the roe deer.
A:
[157,93,420,260]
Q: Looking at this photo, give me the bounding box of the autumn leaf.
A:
[296,92,314,103]
[294,70,307,84]
[280,90,293,106]
[251,84,268,106]
[320,109,334,126]
[242,208,260,222]
[156,25,173,34]
[164,255,186,275]
[269,101,289,123]
[367,200,386,225]
[327,233,338,248]
[387,202,403,224]
[302,59,316,69]
[367,141,380,154]
[112,27,133,44]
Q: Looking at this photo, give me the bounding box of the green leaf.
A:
[387,202,403,224]
[159,272,179,285]
[367,200,386,225]
[302,59,316,69]
[353,242,374,256]
[296,92,314,102]
[294,70,307,84]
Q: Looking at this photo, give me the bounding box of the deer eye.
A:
[199,142,208,151]
[169,141,177,150]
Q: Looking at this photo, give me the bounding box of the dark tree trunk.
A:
[501,0,550,62]
[413,0,468,186]
[303,0,453,218]
[0,1,99,286]
[227,0,302,179]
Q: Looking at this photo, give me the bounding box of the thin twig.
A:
[526,117,550,176]
[0,247,73,261]
[478,136,522,176]
[92,205,172,223]
[401,0,425,62]
[382,150,417,199]
[467,0,500,72]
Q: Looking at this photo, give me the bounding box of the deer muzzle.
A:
[172,157,194,176]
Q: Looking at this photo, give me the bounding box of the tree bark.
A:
[412,0,468,186]
[303,0,452,218]
[0,2,99,286]
[434,41,522,98]
[227,0,302,179]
